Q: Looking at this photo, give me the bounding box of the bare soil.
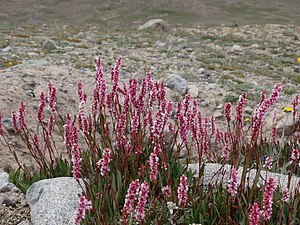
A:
[0,0,299,27]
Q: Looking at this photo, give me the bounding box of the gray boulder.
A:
[138,19,170,32]
[16,60,51,68]
[42,39,58,50]
[188,163,300,194]
[26,177,84,225]
[165,74,188,96]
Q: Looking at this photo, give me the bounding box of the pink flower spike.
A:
[63,114,72,148]
[228,167,238,197]
[47,82,56,112]
[96,148,112,177]
[248,202,261,225]
[0,112,3,135]
[162,186,170,199]
[281,189,289,202]
[148,151,159,182]
[271,127,277,144]
[18,102,26,129]
[177,175,188,207]
[221,144,230,160]
[48,115,54,135]
[37,92,45,123]
[262,177,275,220]
[292,95,299,120]
[123,179,140,215]
[11,111,19,132]
[74,195,92,225]
[290,148,299,164]
[71,143,81,181]
[263,156,272,170]
[210,116,215,136]
[224,102,232,123]
[235,92,246,132]
[135,181,149,222]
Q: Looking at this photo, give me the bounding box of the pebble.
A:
[25,90,35,97]
[2,197,17,208]
[230,44,243,52]
[2,46,13,52]
[1,118,14,133]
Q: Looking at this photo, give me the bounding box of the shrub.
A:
[1,57,300,224]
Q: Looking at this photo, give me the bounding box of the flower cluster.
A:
[162,186,170,199]
[96,148,112,177]
[227,167,238,197]
[221,144,230,160]
[262,177,275,220]
[235,92,246,132]
[37,92,46,123]
[177,175,188,207]
[74,195,93,225]
[123,179,140,215]
[290,148,299,164]
[136,182,149,222]
[293,95,299,120]
[224,102,232,123]
[248,202,261,225]
[47,82,56,112]
[263,156,272,170]
[281,189,289,202]
[0,112,3,135]
[148,151,159,182]
[251,84,282,143]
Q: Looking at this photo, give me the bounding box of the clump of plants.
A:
[1,57,299,224]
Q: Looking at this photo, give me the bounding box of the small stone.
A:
[214,111,223,119]
[33,84,48,98]
[42,39,58,50]
[25,90,35,97]
[197,68,211,79]
[2,197,17,208]
[0,182,16,192]
[199,101,208,107]
[17,220,32,225]
[27,52,38,56]
[244,106,253,115]
[207,83,218,90]
[12,187,20,193]
[1,118,14,133]
[250,44,259,49]
[155,41,166,48]
[188,85,199,98]
[197,68,205,74]
[2,46,13,52]
[230,44,243,52]
[216,104,223,110]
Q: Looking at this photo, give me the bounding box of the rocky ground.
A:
[0,22,300,224]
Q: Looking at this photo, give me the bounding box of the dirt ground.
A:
[0,0,299,27]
